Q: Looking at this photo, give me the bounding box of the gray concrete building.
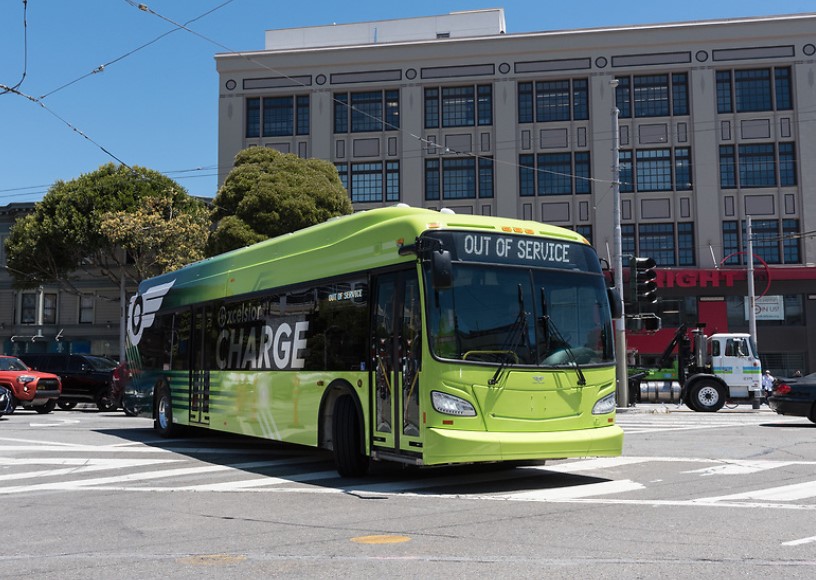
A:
[216,9,816,374]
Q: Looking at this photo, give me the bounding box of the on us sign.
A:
[744,295,784,320]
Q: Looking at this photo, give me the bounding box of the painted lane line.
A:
[782,535,816,546]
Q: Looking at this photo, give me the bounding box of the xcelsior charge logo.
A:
[127,280,175,346]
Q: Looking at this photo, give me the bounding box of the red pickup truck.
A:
[0,355,62,413]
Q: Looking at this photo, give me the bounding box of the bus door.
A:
[189,306,210,426]
[371,271,422,457]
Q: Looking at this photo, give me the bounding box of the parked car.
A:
[0,385,14,416]
[768,372,816,424]
[0,355,62,413]
[18,353,119,411]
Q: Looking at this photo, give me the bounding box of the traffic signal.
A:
[630,256,657,304]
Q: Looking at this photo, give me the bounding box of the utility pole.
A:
[746,216,757,347]
[610,79,628,407]
[746,216,760,410]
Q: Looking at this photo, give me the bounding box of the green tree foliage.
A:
[99,195,211,281]
[207,147,352,255]
[4,163,208,290]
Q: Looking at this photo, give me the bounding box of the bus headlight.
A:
[431,391,477,417]
[592,393,616,415]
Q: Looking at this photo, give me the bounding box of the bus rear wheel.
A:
[332,396,369,477]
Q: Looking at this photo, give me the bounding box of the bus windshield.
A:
[426,263,614,367]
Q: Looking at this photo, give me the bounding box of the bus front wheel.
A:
[332,396,369,477]
[154,383,177,437]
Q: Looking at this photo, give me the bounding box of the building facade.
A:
[216,10,816,375]
[0,203,132,360]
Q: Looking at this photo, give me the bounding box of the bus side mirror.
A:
[607,287,622,319]
[431,250,453,290]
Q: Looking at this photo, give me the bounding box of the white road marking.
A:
[0,458,181,481]
[682,460,797,476]
[698,480,816,503]
[782,535,816,546]
[502,479,644,500]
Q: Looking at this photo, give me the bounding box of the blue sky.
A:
[1,0,813,204]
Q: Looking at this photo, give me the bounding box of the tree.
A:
[99,195,211,282]
[4,163,208,291]
[207,147,352,255]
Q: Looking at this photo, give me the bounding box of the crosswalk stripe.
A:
[699,480,816,503]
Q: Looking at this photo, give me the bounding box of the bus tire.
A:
[688,380,725,412]
[332,396,369,477]
[154,383,177,437]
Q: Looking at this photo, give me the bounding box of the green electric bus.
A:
[123,205,623,476]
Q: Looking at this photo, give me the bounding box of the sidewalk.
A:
[617,402,776,414]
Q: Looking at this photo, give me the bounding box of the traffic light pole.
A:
[610,85,628,407]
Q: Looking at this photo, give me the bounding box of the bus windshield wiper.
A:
[539,288,586,386]
[489,285,528,386]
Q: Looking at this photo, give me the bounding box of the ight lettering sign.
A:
[656,270,739,289]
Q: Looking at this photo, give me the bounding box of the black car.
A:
[18,353,119,411]
[768,373,816,424]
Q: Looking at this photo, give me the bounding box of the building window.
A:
[334,90,399,133]
[638,223,677,266]
[619,150,633,193]
[739,144,776,188]
[425,156,493,200]
[478,158,494,198]
[296,95,310,135]
[538,153,572,195]
[519,154,535,197]
[636,149,673,192]
[21,293,36,324]
[779,143,797,186]
[517,153,592,196]
[622,147,691,192]
[425,159,440,200]
[574,225,593,245]
[622,224,636,257]
[443,158,476,199]
[615,77,631,118]
[677,223,695,266]
[517,78,589,123]
[425,85,492,128]
[716,67,793,114]
[719,145,736,189]
[246,97,261,138]
[721,219,800,265]
[336,161,400,203]
[616,73,689,119]
[716,71,733,113]
[621,224,696,267]
[720,143,796,189]
[245,95,310,138]
[20,291,57,325]
[79,295,94,324]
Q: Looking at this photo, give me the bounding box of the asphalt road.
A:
[1,403,814,579]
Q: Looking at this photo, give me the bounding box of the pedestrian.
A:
[761,369,775,404]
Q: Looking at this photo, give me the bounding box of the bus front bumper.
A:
[422,424,624,466]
